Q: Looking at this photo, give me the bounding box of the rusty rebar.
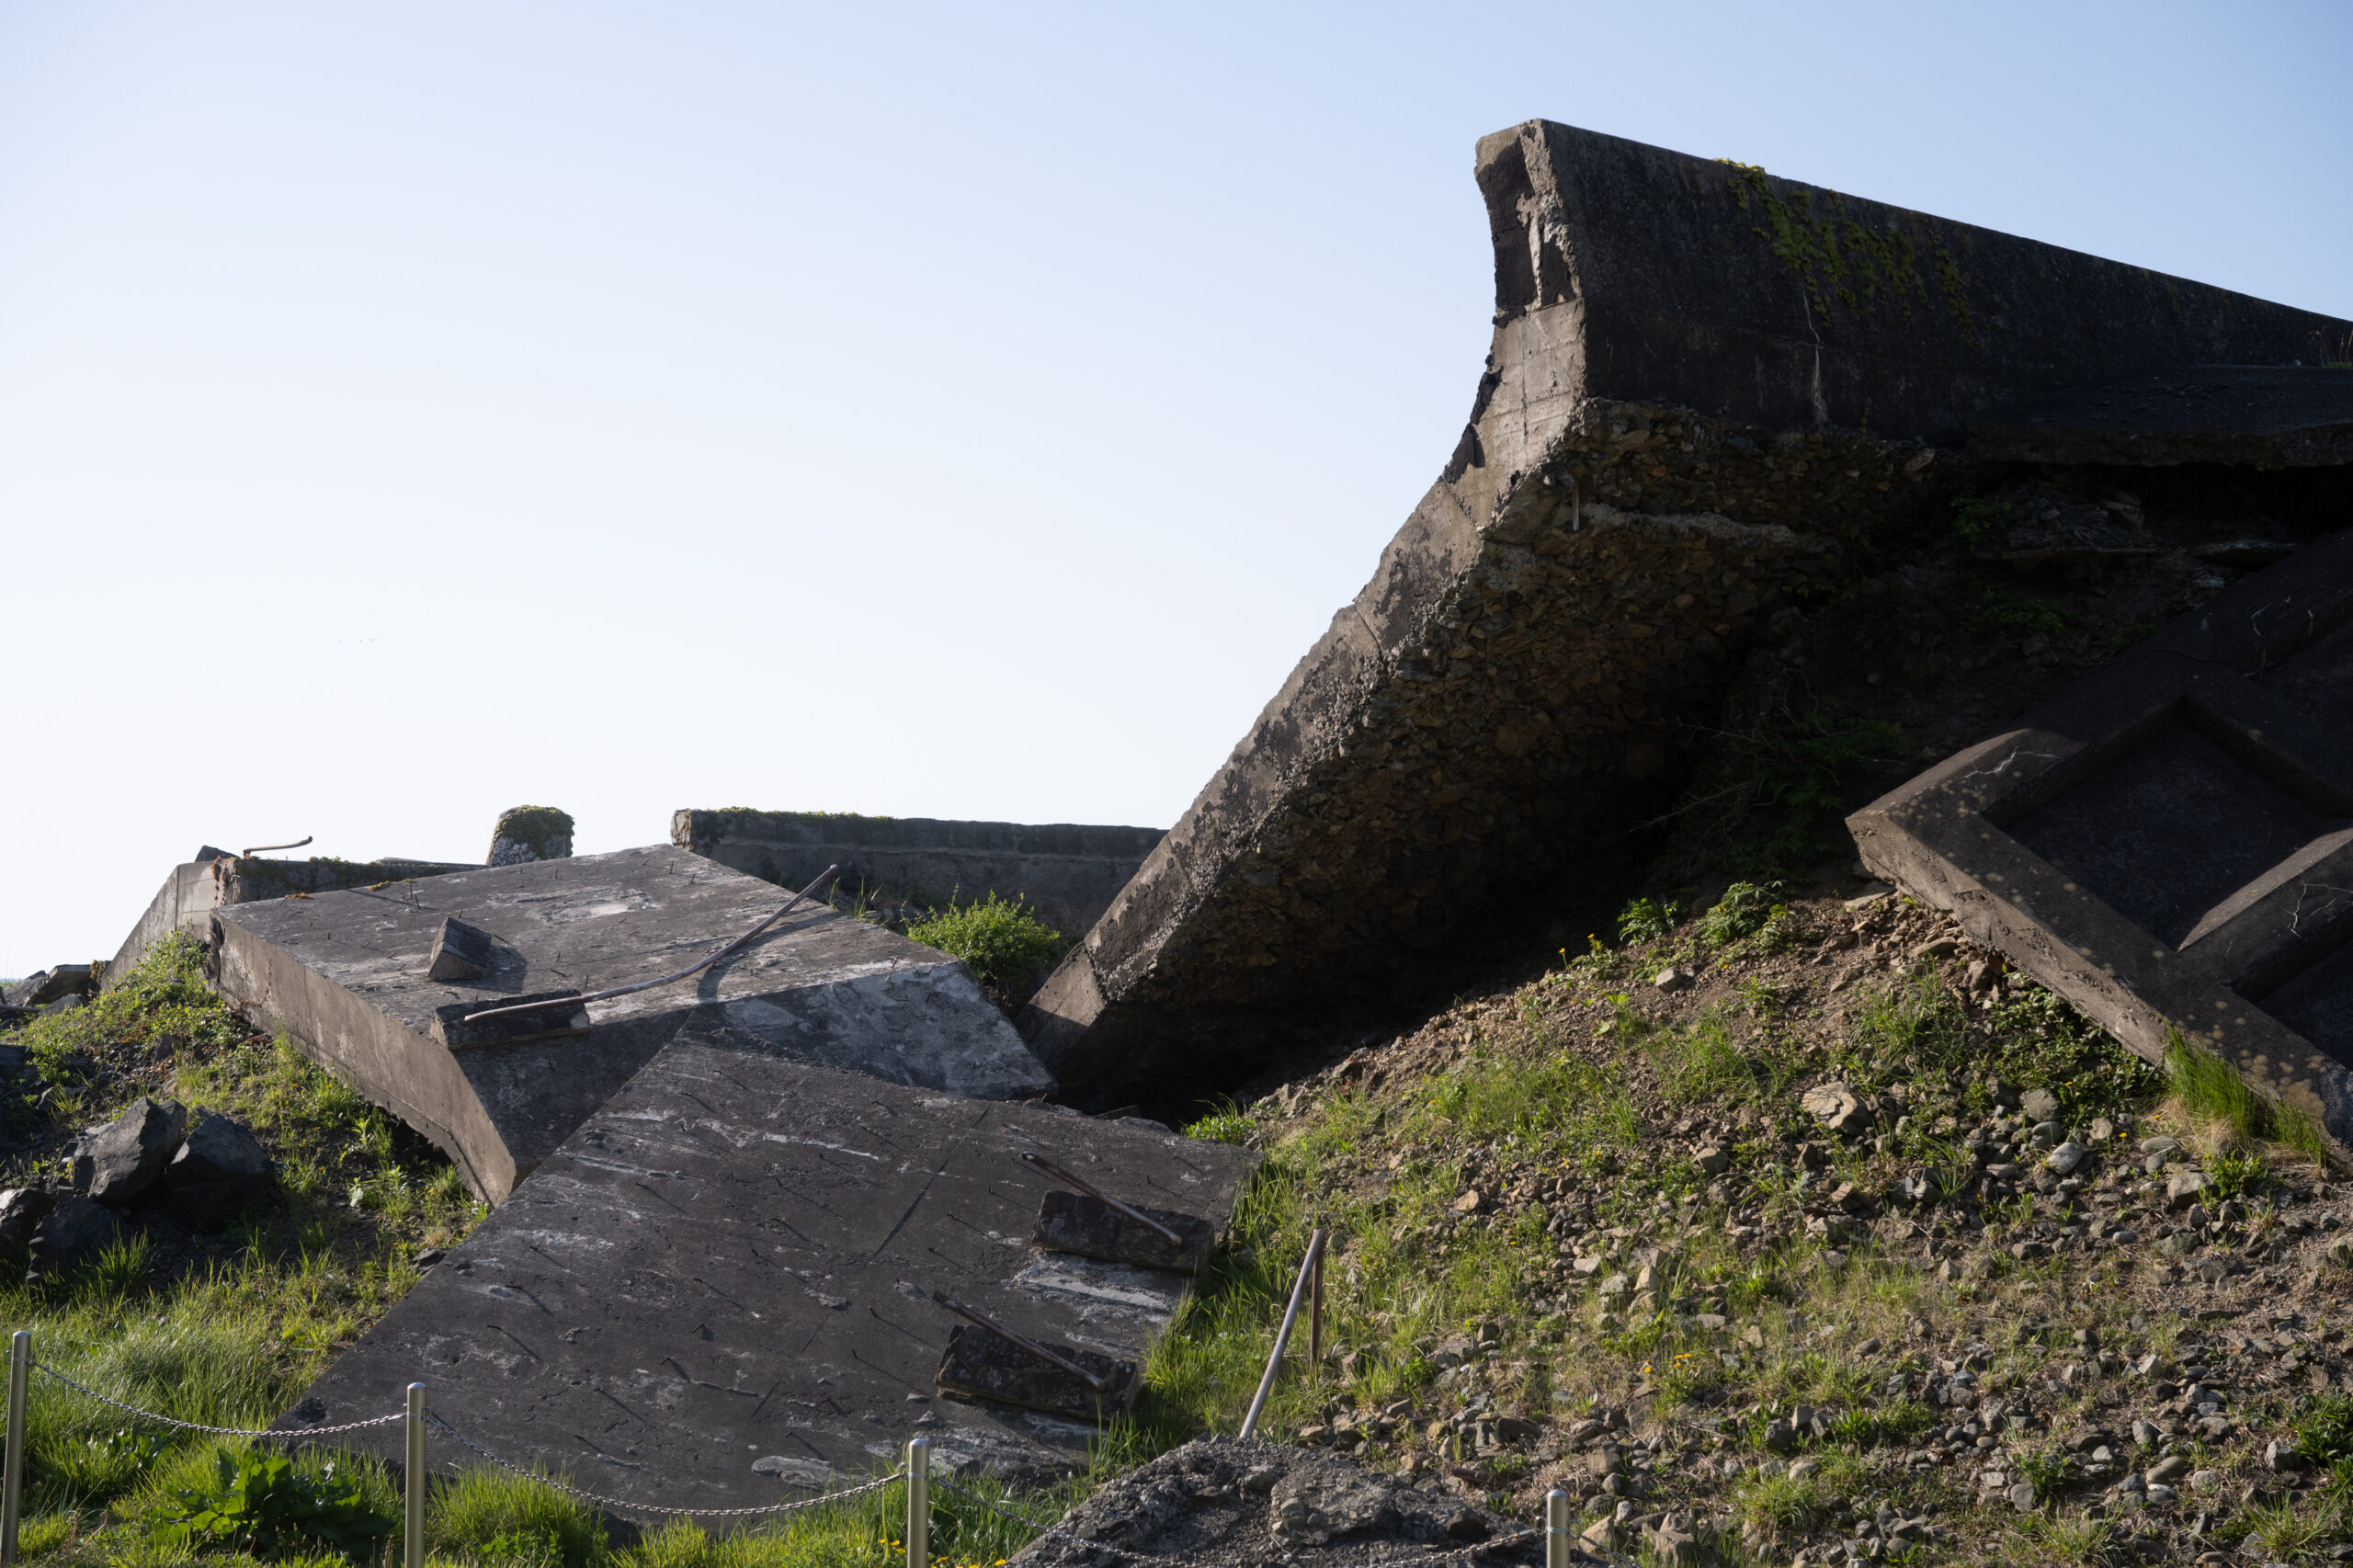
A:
[461,866,838,1026]
[240,836,313,857]
[928,1291,1108,1394]
[1013,1152,1183,1247]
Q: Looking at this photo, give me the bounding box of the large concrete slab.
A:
[1019,118,2352,1106]
[279,1049,1256,1506]
[1849,529,2353,1151]
[108,852,477,986]
[674,811,1164,941]
[214,846,1051,1202]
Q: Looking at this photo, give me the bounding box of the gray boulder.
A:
[0,1189,55,1261]
[30,1196,118,1270]
[85,1098,188,1208]
[165,1115,275,1231]
[0,972,42,1007]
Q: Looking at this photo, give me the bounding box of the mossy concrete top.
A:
[214,846,1053,1201]
[279,1048,1256,1502]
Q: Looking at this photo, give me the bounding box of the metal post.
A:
[906,1437,930,1568]
[2,1332,28,1568]
[1307,1243,1324,1383]
[1545,1488,1569,1568]
[404,1383,426,1568]
[1238,1228,1325,1441]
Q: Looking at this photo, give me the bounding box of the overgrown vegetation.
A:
[904,892,1066,1003]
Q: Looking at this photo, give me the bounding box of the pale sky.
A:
[3,2,2347,975]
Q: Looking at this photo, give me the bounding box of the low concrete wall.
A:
[1017,118,2353,1107]
[107,855,476,987]
[672,809,1164,940]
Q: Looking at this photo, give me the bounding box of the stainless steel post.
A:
[1545,1487,1569,1568]
[2,1332,28,1568]
[1237,1228,1325,1441]
[404,1383,426,1568]
[1307,1244,1324,1382]
[906,1437,930,1568]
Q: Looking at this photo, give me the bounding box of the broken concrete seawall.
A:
[674,810,1164,941]
[1020,119,2353,1106]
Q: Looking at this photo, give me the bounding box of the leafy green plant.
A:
[1617,897,1679,945]
[1951,495,2018,550]
[1182,1100,1255,1145]
[2207,1148,2277,1202]
[153,1448,393,1561]
[905,892,1066,1000]
[1696,882,1786,946]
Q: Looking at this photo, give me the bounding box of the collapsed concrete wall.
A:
[108,851,477,988]
[674,809,1164,940]
[1020,118,2353,1105]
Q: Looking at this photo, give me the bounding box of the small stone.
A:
[2090,1116,2116,1142]
[1654,967,1695,993]
[2020,1088,2062,1121]
[2189,1468,2220,1494]
[1452,1189,1483,1214]
[2146,1456,2189,1484]
[2007,1481,2038,1512]
[2267,1439,2306,1472]
[1649,1520,1701,1564]
[2046,1141,2089,1176]
[2166,1169,2212,1209]
[2140,1136,2180,1155]
[1694,1145,1731,1176]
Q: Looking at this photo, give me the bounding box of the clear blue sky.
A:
[3,2,2347,974]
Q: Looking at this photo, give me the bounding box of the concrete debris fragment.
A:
[485,804,574,867]
[1851,529,2353,1154]
[424,915,494,982]
[1020,119,2350,1107]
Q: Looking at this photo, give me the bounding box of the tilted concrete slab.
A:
[674,811,1165,942]
[1849,529,2353,1152]
[108,853,477,986]
[279,1050,1256,1506]
[213,846,1051,1202]
[1970,366,2353,470]
[1019,118,2352,1106]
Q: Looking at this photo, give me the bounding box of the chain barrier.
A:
[30,1362,405,1439]
[427,1411,906,1520]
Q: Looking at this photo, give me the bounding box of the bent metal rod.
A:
[1013,1151,1182,1247]
[928,1291,1109,1394]
[462,865,839,1026]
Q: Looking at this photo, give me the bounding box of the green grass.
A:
[2165,1028,2332,1165]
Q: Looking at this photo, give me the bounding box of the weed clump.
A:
[905,892,1066,1001]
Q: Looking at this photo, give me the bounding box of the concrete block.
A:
[278,1049,1256,1504]
[212,845,1052,1202]
[1850,529,2353,1153]
[426,916,494,983]
[673,811,1164,942]
[488,805,574,867]
[1017,119,2352,1107]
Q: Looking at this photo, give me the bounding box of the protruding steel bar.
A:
[1237,1227,1325,1441]
[928,1291,1109,1394]
[906,1437,930,1568]
[1546,1488,1570,1568]
[1307,1241,1324,1383]
[240,836,313,858]
[404,1383,426,1568]
[464,866,838,1024]
[1013,1151,1182,1246]
[2,1332,27,1567]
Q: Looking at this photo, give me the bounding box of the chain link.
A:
[426,1411,905,1519]
[32,1362,406,1438]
